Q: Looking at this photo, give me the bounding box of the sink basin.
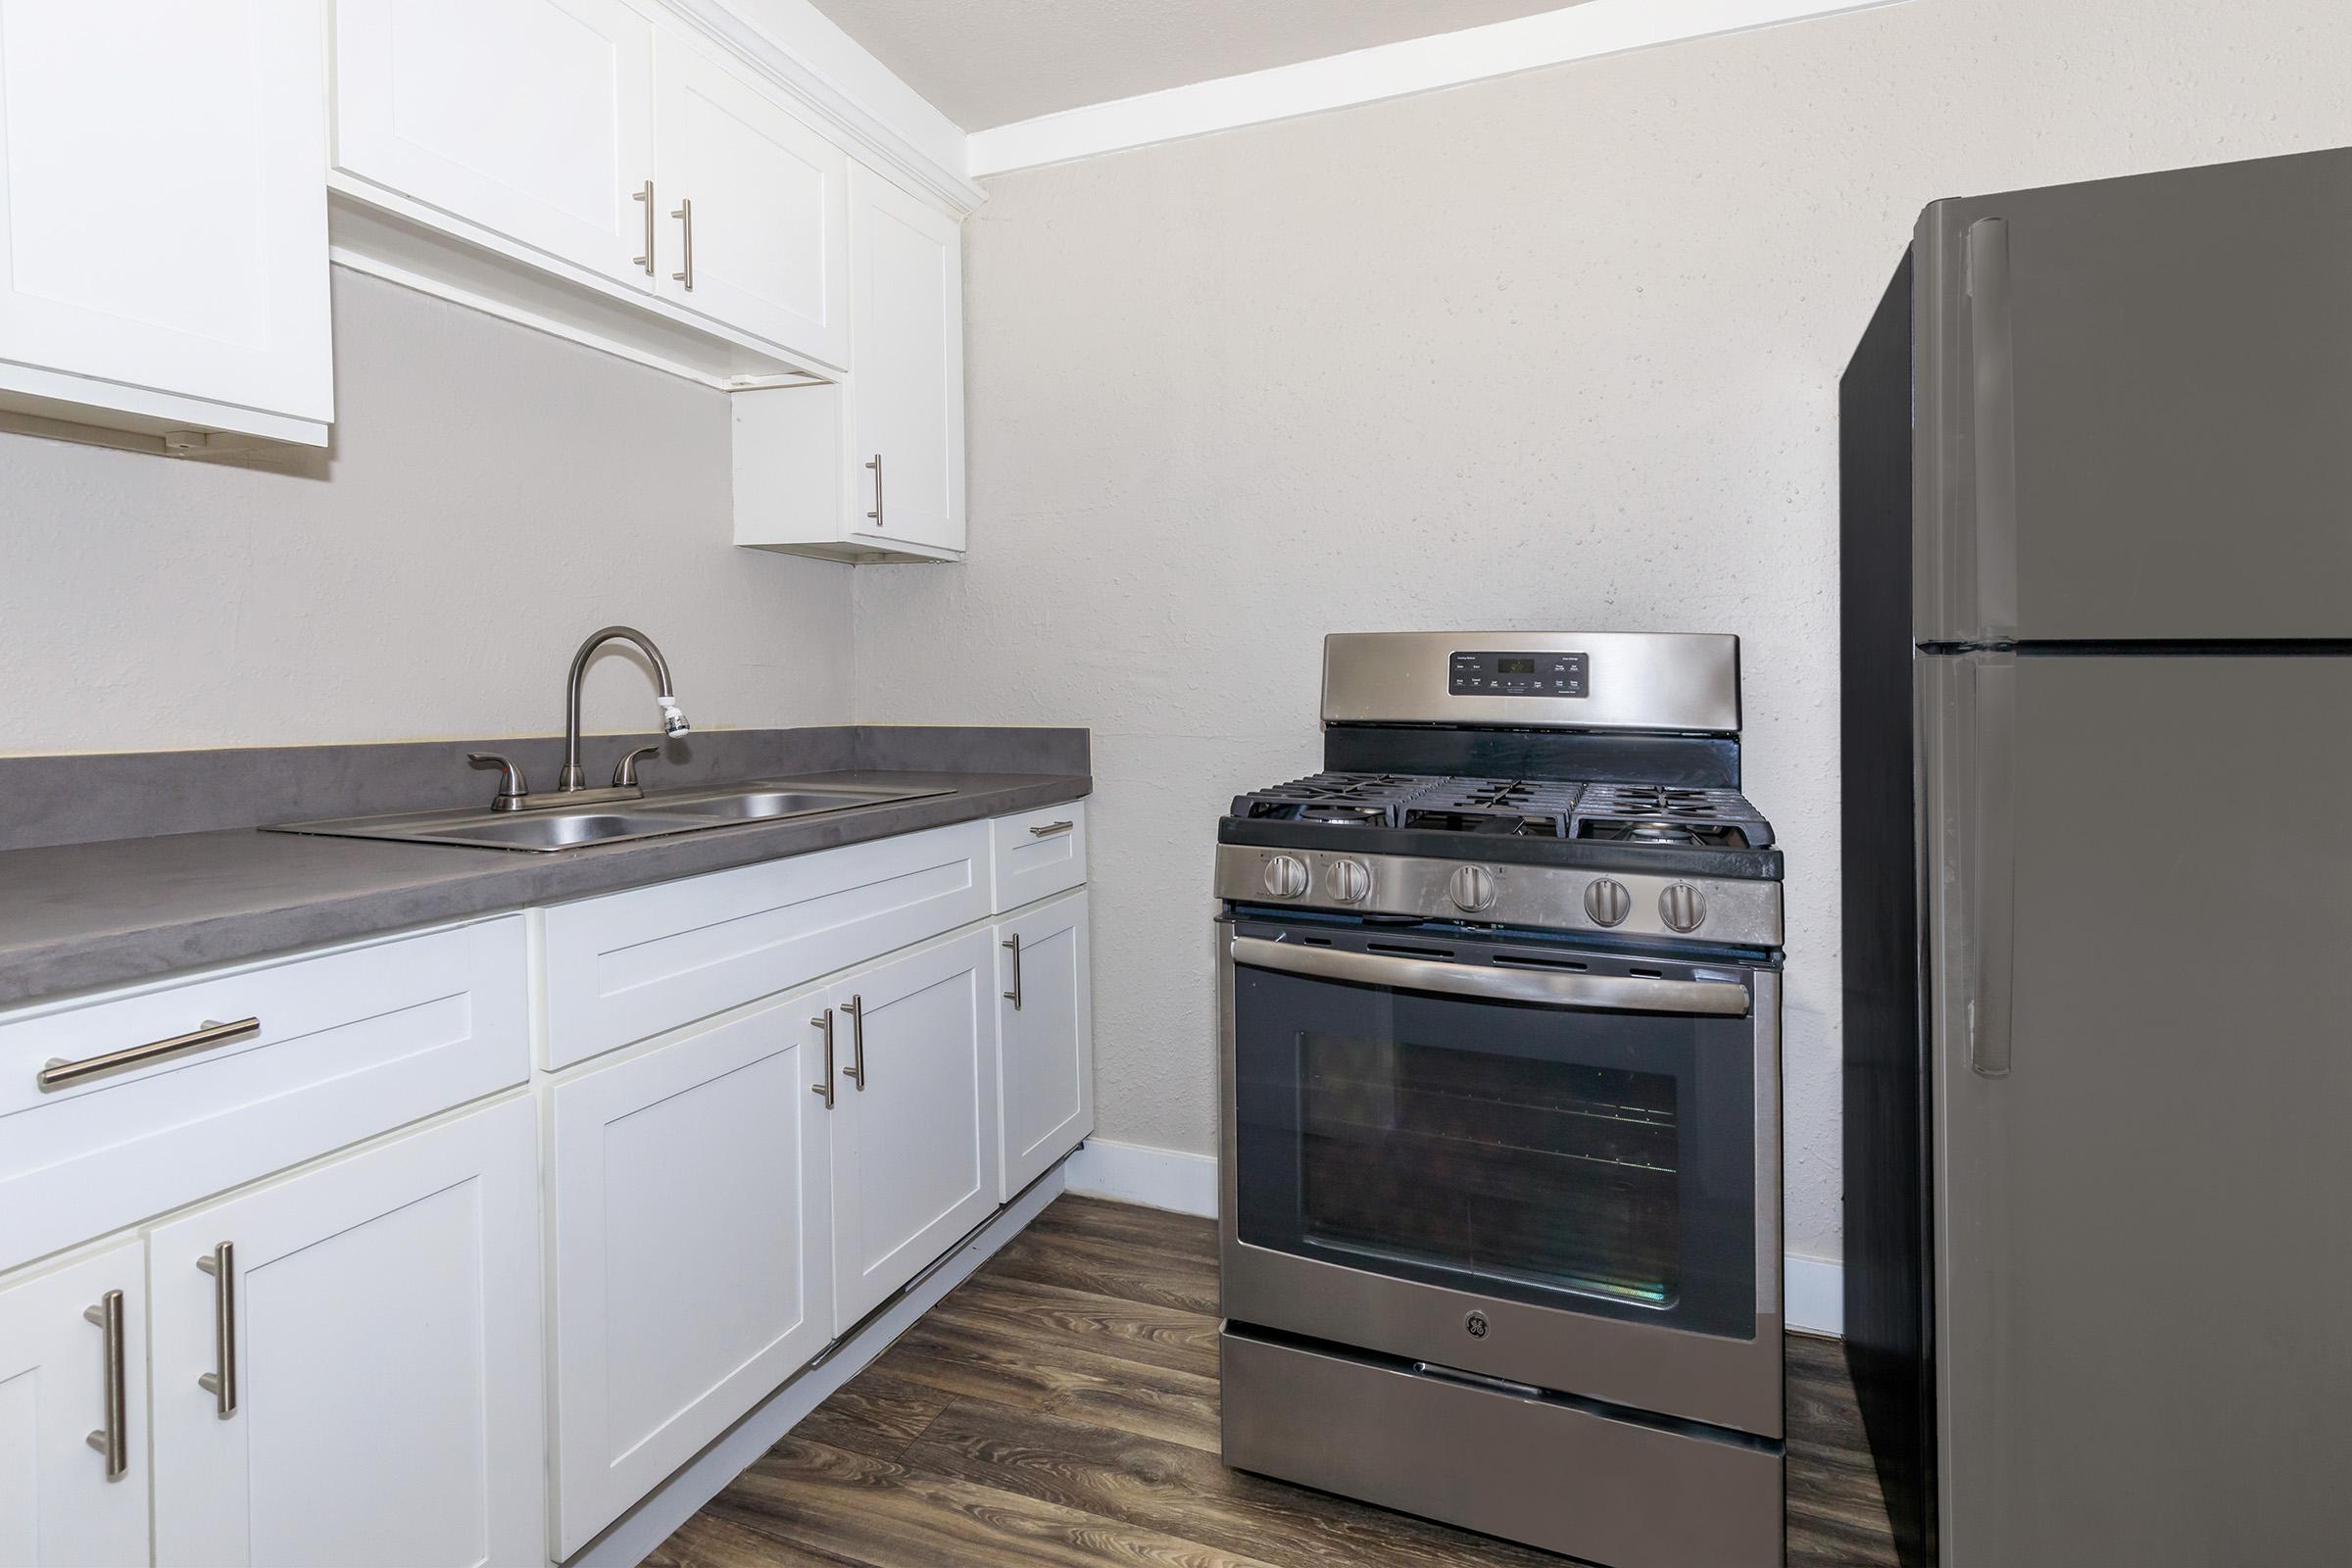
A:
[265,779,955,853]
[410,812,697,851]
[638,787,917,821]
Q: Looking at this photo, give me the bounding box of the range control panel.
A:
[1448,650,1588,698]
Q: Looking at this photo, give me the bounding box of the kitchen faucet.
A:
[465,626,691,813]
[560,625,690,791]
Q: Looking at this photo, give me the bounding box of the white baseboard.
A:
[1062,1139,1847,1338]
[1064,1136,1220,1215]
[566,1164,1065,1568]
[1784,1254,1843,1338]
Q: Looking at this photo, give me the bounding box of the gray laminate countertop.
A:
[0,770,1088,1008]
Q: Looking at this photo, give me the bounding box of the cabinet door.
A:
[547,995,834,1555]
[654,35,848,365]
[997,890,1094,1200]
[333,0,657,287]
[0,1242,149,1568]
[847,166,965,553]
[829,929,1000,1326]
[149,1099,545,1568]
[0,0,330,424]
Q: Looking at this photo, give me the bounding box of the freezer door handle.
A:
[1965,654,2020,1076]
[1965,217,2020,642]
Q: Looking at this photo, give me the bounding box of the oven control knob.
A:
[1659,882,1707,933]
[1447,865,1497,913]
[1328,858,1372,904]
[1585,878,1632,927]
[1263,855,1309,899]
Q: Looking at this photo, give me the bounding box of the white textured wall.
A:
[853,0,2352,1263]
[0,270,853,755]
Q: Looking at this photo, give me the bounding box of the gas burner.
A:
[1229,768,1775,855]
[1576,816,1756,849]
[1297,804,1395,826]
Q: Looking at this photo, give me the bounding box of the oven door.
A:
[1219,915,1783,1439]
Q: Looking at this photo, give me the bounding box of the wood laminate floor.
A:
[650,1196,1898,1568]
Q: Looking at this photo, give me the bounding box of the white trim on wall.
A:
[967,0,1909,177]
[1065,1138,1846,1338]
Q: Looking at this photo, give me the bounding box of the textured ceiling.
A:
[805,0,1583,130]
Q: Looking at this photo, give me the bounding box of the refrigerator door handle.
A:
[1966,653,2020,1076]
[1965,217,2021,642]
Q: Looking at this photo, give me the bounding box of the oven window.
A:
[1298,1031,1683,1308]
[1231,935,1758,1340]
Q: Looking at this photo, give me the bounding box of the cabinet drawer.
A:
[992,801,1088,912]
[0,917,527,1274]
[541,820,992,1069]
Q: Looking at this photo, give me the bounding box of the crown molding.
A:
[968,0,1908,177]
[662,0,988,215]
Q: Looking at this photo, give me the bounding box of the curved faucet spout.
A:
[562,626,691,791]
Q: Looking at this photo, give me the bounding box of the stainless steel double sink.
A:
[267,780,955,854]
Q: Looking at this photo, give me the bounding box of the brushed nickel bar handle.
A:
[841,995,866,1090]
[1964,216,2019,642]
[809,1009,836,1108]
[671,196,694,290]
[864,456,883,523]
[39,1017,261,1092]
[631,180,655,275]
[195,1243,236,1418]
[1003,935,1023,1011]
[1965,654,2019,1078]
[1230,936,1750,1017]
[83,1290,126,1479]
[1028,820,1074,838]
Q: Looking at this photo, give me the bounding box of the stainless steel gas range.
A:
[1215,632,1786,1568]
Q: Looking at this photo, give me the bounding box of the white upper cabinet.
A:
[332,0,657,290]
[0,0,331,448]
[731,164,965,563]
[654,34,849,368]
[847,165,966,553]
[329,0,861,383]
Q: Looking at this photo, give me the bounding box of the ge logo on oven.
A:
[1464,1310,1490,1339]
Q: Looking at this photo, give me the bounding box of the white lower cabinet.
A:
[0,809,1090,1565]
[997,890,1095,1200]
[148,1097,545,1568]
[823,927,1002,1328]
[548,993,835,1555]
[0,1241,149,1568]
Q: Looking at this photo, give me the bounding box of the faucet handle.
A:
[466,753,531,812]
[611,745,662,790]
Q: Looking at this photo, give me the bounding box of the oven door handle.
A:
[1229,936,1750,1017]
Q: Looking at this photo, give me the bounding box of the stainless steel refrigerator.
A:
[1839,146,2352,1567]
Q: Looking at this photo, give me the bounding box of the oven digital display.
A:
[1449,650,1588,697]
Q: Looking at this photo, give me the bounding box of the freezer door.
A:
[1923,653,2352,1565]
[1915,147,2352,643]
